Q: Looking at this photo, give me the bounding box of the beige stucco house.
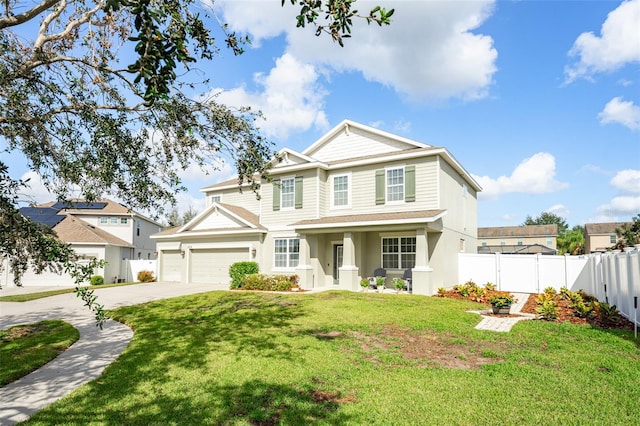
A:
[1,199,162,287]
[153,120,481,295]
[477,225,558,255]
[584,222,627,253]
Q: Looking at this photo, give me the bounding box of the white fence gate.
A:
[128,260,157,282]
[458,247,640,325]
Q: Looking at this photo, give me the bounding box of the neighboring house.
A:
[477,225,558,255]
[584,222,627,253]
[153,119,481,295]
[1,199,163,287]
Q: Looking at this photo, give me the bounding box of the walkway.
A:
[473,292,536,332]
[0,282,226,425]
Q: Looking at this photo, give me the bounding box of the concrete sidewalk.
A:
[0,282,227,425]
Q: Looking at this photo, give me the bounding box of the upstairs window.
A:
[375,166,415,205]
[211,195,221,204]
[332,174,350,208]
[386,167,404,202]
[99,217,108,224]
[610,235,617,244]
[280,177,295,209]
[120,217,128,224]
[517,238,523,246]
[110,217,118,224]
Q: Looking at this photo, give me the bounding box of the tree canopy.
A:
[614,214,640,249]
[522,212,569,235]
[0,0,393,302]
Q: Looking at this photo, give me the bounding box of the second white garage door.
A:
[190,248,248,284]
[161,250,183,282]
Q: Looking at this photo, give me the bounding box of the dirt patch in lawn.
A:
[346,325,505,370]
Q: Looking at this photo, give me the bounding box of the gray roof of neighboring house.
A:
[584,222,628,235]
[53,216,133,247]
[477,244,557,255]
[478,224,558,238]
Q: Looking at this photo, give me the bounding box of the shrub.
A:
[137,270,155,283]
[543,286,557,295]
[437,287,447,296]
[90,275,104,286]
[360,278,370,290]
[392,278,405,293]
[536,299,559,320]
[375,276,385,287]
[484,282,496,291]
[592,302,620,324]
[229,261,259,289]
[239,273,299,291]
[573,301,593,318]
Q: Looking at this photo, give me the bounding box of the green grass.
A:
[20,291,640,425]
[0,281,143,302]
[0,320,79,386]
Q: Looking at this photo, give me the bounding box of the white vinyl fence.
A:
[458,247,640,325]
[128,259,157,282]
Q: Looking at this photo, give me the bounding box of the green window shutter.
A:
[375,169,385,205]
[273,179,280,211]
[405,165,415,202]
[295,176,303,209]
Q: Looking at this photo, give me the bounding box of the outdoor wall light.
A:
[251,248,257,258]
[180,250,185,257]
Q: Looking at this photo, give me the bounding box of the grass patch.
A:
[0,281,143,302]
[20,291,640,425]
[0,320,79,386]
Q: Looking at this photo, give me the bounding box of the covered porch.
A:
[292,210,446,295]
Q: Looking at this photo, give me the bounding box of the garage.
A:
[160,250,183,282]
[190,248,248,285]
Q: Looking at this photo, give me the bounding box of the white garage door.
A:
[161,250,183,282]
[190,248,248,284]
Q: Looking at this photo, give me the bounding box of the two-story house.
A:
[2,199,162,287]
[584,222,627,253]
[477,225,558,255]
[152,120,481,295]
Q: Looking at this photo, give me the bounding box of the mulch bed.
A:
[520,294,636,331]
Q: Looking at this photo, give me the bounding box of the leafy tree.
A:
[523,212,569,235]
[613,214,640,249]
[557,225,585,255]
[1,0,393,297]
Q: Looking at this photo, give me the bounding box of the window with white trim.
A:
[332,174,350,208]
[609,235,617,244]
[280,177,295,209]
[547,237,553,246]
[99,217,108,224]
[120,217,128,224]
[211,195,221,204]
[110,217,118,224]
[382,237,416,269]
[517,238,523,246]
[386,167,404,202]
[274,238,299,268]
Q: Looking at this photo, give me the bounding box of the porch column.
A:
[412,228,434,295]
[339,232,359,291]
[295,234,314,290]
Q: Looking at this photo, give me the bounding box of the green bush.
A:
[543,286,557,295]
[536,299,559,320]
[239,273,299,291]
[89,275,104,286]
[137,270,155,283]
[229,261,259,289]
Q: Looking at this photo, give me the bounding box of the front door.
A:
[333,244,343,284]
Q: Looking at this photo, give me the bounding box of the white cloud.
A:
[17,171,55,204]
[211,53,330,139]
[595,195,640,218]
[178,158,234,184]
[216,0,498,102]
[393,119,412,134]
[598,97,640,130]
[473,152,569,199]
[547,204,570,218]
[611,169,640,193]
[565,0,640,82]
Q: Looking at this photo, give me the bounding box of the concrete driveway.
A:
[0,282,228,425]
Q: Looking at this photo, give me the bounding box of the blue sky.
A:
[6,0,640,227]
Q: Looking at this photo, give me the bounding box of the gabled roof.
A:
[478,225,559,238]
[584,222,628,235]
[153,202,266,239]
[53,216,133,247]
[302,119,430,158]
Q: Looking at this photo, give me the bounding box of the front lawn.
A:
[0,320,79,386]
[23,291,640,425]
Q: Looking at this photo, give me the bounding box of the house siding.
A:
[438,158,478,250]
[261,169,319,228]
[307,126,417,163]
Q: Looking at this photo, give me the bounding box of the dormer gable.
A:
[271,148,316,168]
[302,119,430,163]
